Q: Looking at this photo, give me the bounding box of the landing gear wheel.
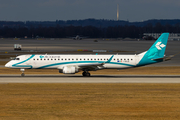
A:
[86,72,90,77]
[82,71,91,77]
[20,69,25,77]
[21,73,25,77]
[82,72,85,76]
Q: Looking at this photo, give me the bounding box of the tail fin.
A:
[137,33,169,66]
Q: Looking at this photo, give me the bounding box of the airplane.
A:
[70,35,87,40]
[5,33,170,77]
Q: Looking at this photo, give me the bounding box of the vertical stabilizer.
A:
[137,33,169,66]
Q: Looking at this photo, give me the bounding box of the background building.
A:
[143,33,180,41]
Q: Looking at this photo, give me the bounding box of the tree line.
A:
[0,23,180,38]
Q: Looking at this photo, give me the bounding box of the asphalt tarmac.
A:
[0,75,180,83]
[0,38,179,53]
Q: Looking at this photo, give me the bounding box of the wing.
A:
[78,55,114,71]
[57,55,114,71]
[78,63,105,71]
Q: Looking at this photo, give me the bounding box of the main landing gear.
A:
[82,71,91,77]
[20,69,25,77]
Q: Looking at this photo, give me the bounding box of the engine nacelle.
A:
[59,66,78,74]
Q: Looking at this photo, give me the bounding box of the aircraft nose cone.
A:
[5,62,11,68]
[5,63,8,67]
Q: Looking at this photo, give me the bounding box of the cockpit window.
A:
[15,58,20,60]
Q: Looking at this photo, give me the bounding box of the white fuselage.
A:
[5,54,141,70]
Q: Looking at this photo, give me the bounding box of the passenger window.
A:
[68,59,70,60]
[44,59,46,60]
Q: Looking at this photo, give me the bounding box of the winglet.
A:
[105,55,114,63]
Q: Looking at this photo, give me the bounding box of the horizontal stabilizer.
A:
[152,55,174,61]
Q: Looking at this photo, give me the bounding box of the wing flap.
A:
[78,63,104,71]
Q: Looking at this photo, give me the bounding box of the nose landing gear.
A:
[20,69,25,77]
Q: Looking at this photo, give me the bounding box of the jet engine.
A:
[59,66,78,74]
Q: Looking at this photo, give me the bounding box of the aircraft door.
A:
[135,55,139,65]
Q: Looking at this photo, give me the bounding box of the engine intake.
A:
[59,66,78,74]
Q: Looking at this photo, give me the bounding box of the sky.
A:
[0,0,180,22]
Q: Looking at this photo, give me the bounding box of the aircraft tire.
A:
[82,71,91,77]
[21,73,25,77]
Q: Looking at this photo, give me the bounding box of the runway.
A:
[0,75,180,83]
